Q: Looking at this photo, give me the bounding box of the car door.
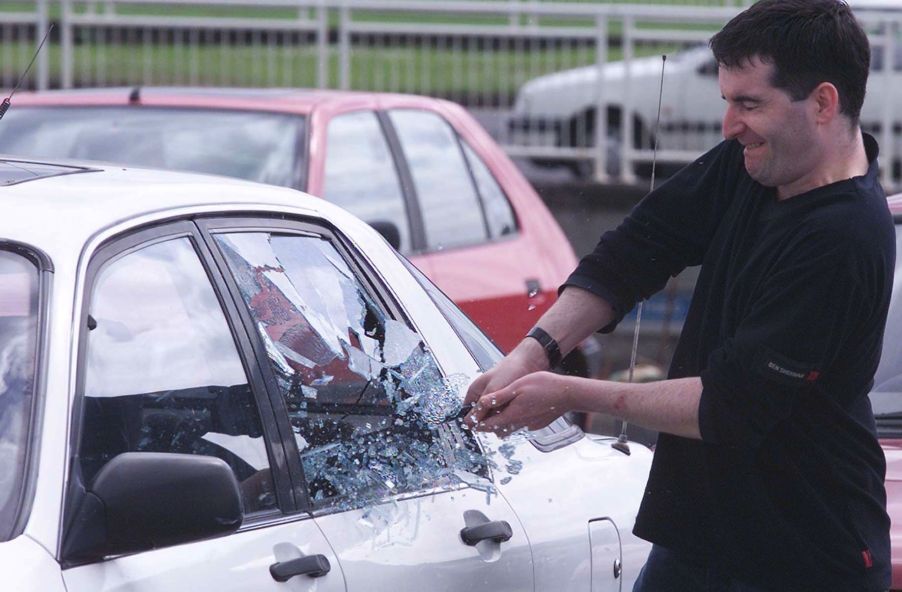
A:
[200,217,535,592]
[61,222,345,592]
[384,107,550,351]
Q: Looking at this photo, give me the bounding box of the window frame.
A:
[0,241,51,543]
[195,214,486,514]
[382,108,493,254]
[456,136,521,241]
[317,108,427,254]
[65,220,298,556]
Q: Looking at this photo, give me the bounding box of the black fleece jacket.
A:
[564,135,894,591]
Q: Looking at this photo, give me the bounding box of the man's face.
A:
[718,57,821,197]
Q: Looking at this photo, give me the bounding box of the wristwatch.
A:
[526,326,562,368]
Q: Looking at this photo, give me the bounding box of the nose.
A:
[722,105,745,140]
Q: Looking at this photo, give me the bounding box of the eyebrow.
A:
[721,94,763,104]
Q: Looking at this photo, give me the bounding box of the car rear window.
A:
[0,106,304,188]
[0,248,40,541]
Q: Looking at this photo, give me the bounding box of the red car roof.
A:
[10,87,448,116]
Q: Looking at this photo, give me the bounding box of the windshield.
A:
[0,249,39,541]
[871,221,902,422]
[0,106,304,188]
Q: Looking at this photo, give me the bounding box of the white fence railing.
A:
[0,1,49,92]
[3,0,901,188]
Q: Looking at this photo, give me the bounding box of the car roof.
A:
[0,156,348,259]
[9,87,449,115]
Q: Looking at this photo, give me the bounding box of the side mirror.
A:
[63,452,243,562]
[368,220,402,251]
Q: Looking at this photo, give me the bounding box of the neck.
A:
[777,127,868,200]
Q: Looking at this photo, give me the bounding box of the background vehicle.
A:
[509,44,721,178]
[510,35,902,181]
[0,87,599,377]
[0,157,651,591]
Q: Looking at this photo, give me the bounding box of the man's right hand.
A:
[463,287,615,424]
[464,336,549,408]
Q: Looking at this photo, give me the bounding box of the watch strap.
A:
[526,326,562,368]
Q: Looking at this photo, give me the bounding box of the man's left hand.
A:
[470,371,572,435]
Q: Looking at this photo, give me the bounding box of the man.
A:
[466,1,894,590]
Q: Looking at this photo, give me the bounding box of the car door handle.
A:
[269,554,331,582]
[460,520,513,546]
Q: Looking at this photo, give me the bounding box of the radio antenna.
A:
[0,24,54,121]
[612,54,667,455]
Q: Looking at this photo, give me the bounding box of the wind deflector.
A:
[0,159,96,186]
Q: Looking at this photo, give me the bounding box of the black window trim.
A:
[194,214,487,514]
[452,137,492,240]
[63,220,297,564]
[0,241,51,543]
[374,109,428,253]
[456,136,522,241]
[384,107,521,255]
[317,108,426,254]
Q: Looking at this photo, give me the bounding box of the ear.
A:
[810,82,840,124]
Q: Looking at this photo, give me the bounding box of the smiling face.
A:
[719,57,824,198]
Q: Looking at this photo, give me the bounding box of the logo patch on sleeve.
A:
[754,347,820,386]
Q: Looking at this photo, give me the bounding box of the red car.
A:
[878,193,902,589]
[0,88,598,374]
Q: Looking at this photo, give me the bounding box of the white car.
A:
[509,35,902,179]
[0,157,652,591]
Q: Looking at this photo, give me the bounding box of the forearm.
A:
[465,286,615,405]
[523,286,615,365]
[566,376,702,440]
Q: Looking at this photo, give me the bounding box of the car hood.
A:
[882,439,902,589]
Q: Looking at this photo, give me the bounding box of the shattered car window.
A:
[80,237,277,514]
[0,249,39,542]
[214,232,488,510]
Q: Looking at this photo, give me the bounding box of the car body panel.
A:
[882,440,902,590]
[881,196,902,590]
[0,535,66,592]
[62,520,347,592]
[312,488,534,592]
[496,434,652,591]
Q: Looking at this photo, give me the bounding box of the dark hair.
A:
[709,0,870,123]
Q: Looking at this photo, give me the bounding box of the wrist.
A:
[514,336,553,372]
[525,326,563,369]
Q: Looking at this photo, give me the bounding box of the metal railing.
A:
[0,0,49,91]
[4,0,902,188]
